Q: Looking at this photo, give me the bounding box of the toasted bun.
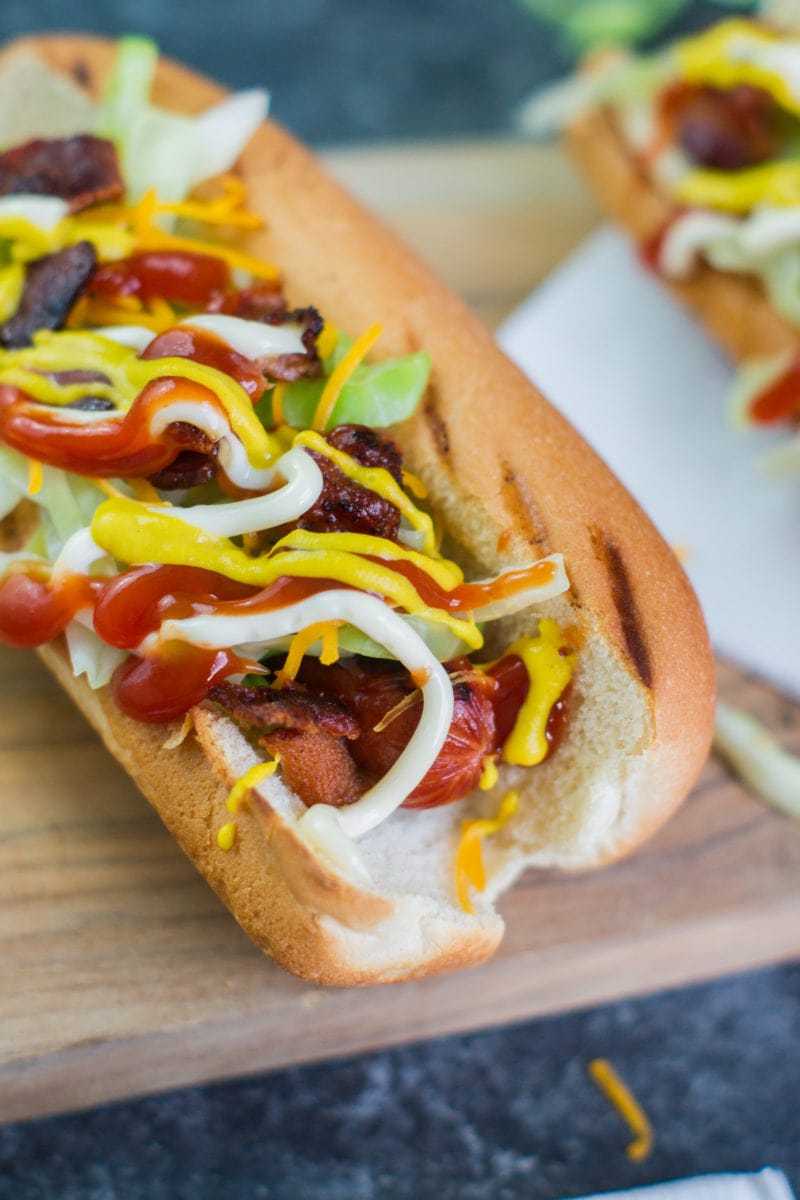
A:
[5,36,714,985]
[567,106,800,363]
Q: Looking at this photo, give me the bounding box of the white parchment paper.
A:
[498,228,800,699]
[569,1168,795,1200]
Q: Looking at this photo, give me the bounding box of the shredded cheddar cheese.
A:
[26,458,43,496]
[271,382,286,427]
[274,620,344,687]
[316,321,338,361]
[225,758,280,814]
[455,789,519,914]
[90,477,129,500]
[311,322,383,432]
[401,468,428,500]
[588,1058,653,1161]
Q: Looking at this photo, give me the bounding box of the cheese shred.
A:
[455,789,519,914]
[26,458,43,496]
[588,1058,654,1162]
[311,322,383,432]
[274,620,344,687]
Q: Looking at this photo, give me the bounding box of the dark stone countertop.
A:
[2,2,797,1197]
[2,967,799,1198]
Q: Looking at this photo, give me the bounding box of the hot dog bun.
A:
[567,106,800,364]
[4,35,714,985]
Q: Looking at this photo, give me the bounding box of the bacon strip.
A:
[209,679,359,739]
[296,424,404,540]
[210,679,362,808]
[0,135,123,211]
[258,306,324,381]
[0,241,96,349]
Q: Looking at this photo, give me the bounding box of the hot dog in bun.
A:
[0,35,714,985]
[536,16,800,468]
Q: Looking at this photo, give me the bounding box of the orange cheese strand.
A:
[131,186,279,281]
[588,1058,654,1162]
[155,175,263,230]
[27,458,43,496]
[271,382,286,427]
[273,621,344,688]
[311,322,383,432]
[316,321,338,361]
[455,789,519,914]
[401,468,428,500]
[90,477,129,500]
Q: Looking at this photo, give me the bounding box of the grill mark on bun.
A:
[71,58,91,88]
[592,527,653,689]
[424,395,449,457]
[499,460,550,556]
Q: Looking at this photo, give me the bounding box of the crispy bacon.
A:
[148,450,217,491]
[0,135,123,211]
[208,279,287,320]
[210,680,362,808]
[209,679,359,739]
[294,424,404,540]
[259,306,324,382]
[326,424,403,484]
[0,241,96,349]
[667,83,780,171]
[146,422,217,491]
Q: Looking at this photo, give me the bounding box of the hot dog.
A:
[546,17,800,455]
[0,35,714,985]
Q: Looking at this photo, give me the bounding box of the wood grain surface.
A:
[1,121,799,1121]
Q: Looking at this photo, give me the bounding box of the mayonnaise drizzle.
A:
[145,446,322,538]
[151,589,454,839]
[180,313,305,359]
[0,194,69,231]
[659,206,800,279]
[146,398,274,491]
[51,527,108,584]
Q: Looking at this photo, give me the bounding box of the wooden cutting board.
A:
[2,139,799,1125]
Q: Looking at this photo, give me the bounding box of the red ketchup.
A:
[747,358,800,426]
[91,251,231,308]
[141,327,267,402]
[366,556,558,612]
[0,570,102,647]
[94,567,338,722]
[0,329,267,479]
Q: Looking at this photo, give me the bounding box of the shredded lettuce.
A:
[0,443,28,522]
[247,614,469,667]
[261,348,431,432]
[65,620,127,689]
[95,36,269,201]
[0,445,108,560]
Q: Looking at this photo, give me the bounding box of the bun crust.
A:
[6,35,715,984]
[567,107,800,363]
